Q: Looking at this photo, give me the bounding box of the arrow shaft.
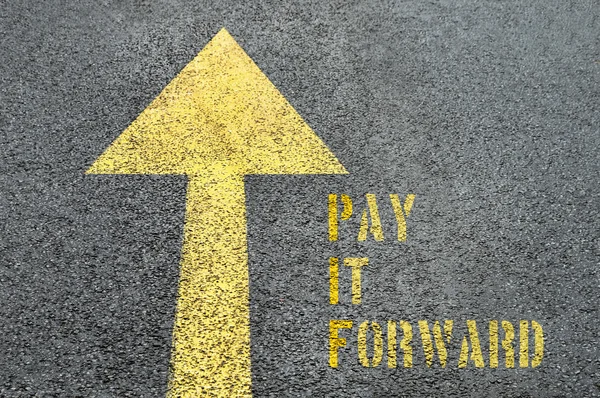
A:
[168,170,252,397]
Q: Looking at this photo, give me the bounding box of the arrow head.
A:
[87,28,347,177]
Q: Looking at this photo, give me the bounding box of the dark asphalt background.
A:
[1,0,598,396]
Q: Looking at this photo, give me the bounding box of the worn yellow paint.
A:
[329,320,353,368]
[357,321,383,367]
[458,320,485,368]
[418,320,453,368]
[344,257,368,304]
[357,194,384,241]
[87,28,347,397]
[489,320,499,368]
[520,320,529,368]
[328,193,352,241]
[531,320,544,368]
[329,257,339,305]
[387,321,397,368]
[389,193,416,242]
[502,320,515,368]
[399,320,413,368]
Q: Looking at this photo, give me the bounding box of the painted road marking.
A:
[328,319,544,369]
[87,28,347,397]
[327,192,544,370]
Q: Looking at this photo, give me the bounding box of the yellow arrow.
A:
[87,28,347,397]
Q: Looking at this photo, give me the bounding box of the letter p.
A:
[329,194,352,241]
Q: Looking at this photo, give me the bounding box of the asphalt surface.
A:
[1,0,598,397]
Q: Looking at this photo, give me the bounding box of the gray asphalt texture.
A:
[1,0,598,396]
